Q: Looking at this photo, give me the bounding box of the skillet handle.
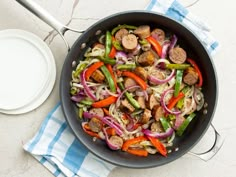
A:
[15,0,70,50]
[188,124,224,161]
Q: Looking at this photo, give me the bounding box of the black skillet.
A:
[16,0,223,168]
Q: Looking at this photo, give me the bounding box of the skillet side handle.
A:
[189,124,224,161]
[15,0,70,51]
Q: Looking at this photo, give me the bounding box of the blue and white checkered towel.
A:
[23,0,219,177]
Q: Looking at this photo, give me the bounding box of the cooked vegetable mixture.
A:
[70,24,205,157]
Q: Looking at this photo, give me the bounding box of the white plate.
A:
[0,29,56,114]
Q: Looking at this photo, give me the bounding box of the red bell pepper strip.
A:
[85,61,104,80]
[146,36,162,57]
[122,71,147,90]
[147,136,167,157]
[92,96,117,108]
[122,136,148,151]
[187,58,203,87]
[126,149,148,157]
[167,92,185,110]
[103,108,110,116]
[108,45,116,58]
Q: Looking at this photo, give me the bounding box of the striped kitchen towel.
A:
[23,0,219,177]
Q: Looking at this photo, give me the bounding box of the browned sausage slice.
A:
[109,135,124,149]
[183,67,199,85]
[121,99,135,112]
[134,66,148,81]
[134,25,151,39]
[91,70,105,83]
[151,28,165,43]
[115,28,129,42]
[152,105,164,121]
[88,117,103,132]
[169,47,187,64]
[137,96,146,109]
[89,108,104,117]
[122,34,138,51]
[137,50,155,66]
[124,78,137,92]
[151,121,164,132]
[147,94,159,110]
[141,108,152,124]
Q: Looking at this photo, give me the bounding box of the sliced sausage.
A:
[152,105,164,121]
[93,43,105,49]
[141,108,152,124]
[137,50,155,66]
[134,66,148,81]
[124,78,137,92]
[89,108,104,117]
[91,70,105,83]
[149,69,165,84]
[147,94,159,110]
[134,25,151,39]
[183,67,199,85]
[137,96,146,109]
[121,99,135,112]
[169,47,187,64]
[115,28,129,42]
[88,117,103,133]
[151,121,164,133]
[122,34,138,51]
[151,28,165,43]
[109,135,124,149]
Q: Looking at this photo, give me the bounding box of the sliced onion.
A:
[168,34,178,51]
[82,111,103,119]
[161,41,170,59]
[174,115,185,129]
[80,69,97,101]
[102,116,123,136]
[125,114,135,131]
[148,69,175,84]
[135,90,148,101]
[160,89,181,115]
[142,128,174,139]
[115,51,127,60]
[128,44,141,57]
[194,87,205,111]
[103,128,120,150]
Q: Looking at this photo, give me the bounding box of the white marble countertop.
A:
[0,0,235,177]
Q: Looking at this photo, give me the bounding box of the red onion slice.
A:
[142,128,174,139]
[103,128,120,150]
[80,69,97,101]
[160,89,181,115]
[168,34,178,51]
[161,41,170,59]
[148,69,175,84]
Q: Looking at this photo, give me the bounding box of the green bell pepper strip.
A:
[111,24,137,35]
[112,40,123,50]
[117,82,140,109]
[176,113,196,136]
[160,117,170,131]
[77,107,84,120]
[105,31,112,57]
[117,64,136,70]
[97,56,116,65]
[176,86,190,109]
[174,69,184,97]
[166,64,190,70]
[80,99,93,106]
[73,62,88,78]
[139,39,149,45]
[70,87,77,95]
[100,65,116,93]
